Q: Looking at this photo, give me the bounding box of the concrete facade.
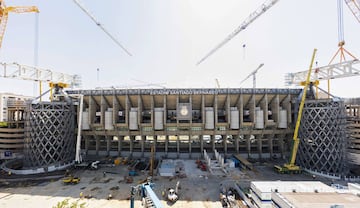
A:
[67,88,302,159]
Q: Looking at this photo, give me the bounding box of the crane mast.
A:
[196,0,279,65]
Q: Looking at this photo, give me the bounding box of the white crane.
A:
[73,0,132,56]
[240,63,264,88]
[344,0,360,23]
[196,0,279,65]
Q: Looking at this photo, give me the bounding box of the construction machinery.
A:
[62,175,81,185]
[239,63,264,88]
[0,62,81,99]
[130,177,164,208]
[326,0,359,97]
[167,181,180,203]
[0,0,39,48]
[286,0,360,98]
[197,0,279,65]
[274,49,317,174]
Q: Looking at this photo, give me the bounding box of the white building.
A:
[250,181,360,208]
[0,93,32,159]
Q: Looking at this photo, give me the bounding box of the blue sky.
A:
[1,0,360,98]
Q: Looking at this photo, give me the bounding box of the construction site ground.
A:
[0,159,337,208]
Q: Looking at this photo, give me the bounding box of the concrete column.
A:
[141,136,145,157]
[85,136,89,155]
[177,136,180,158]
[235,135,239,154]
[95,136,100,156]
[200,135,204,156]
[188,135,192,159]
[246,135,251,158]
[106,136,110,156]
[223,135,227,156]
[117,136,122,156]
[154,136,157,155]
[279,136,284,159]
[211,135,215,152]
[269,136,273,158]
[165,136,169,157]
[257,135,262,160]
[130,136,134,157]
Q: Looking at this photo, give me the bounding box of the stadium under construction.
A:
[0,87,359,178]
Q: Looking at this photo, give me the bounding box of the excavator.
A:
[274,49,317,174]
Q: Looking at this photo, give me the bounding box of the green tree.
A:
[52,198,86,208]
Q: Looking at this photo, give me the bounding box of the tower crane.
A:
[0,62,81,99]
[72,0,132,56]
[239,63,264,88]
[196,0,279,65]
[326,0,359,97]
[215,78,221,88]
[287,0,360,97]
[344,0,360,23]
[0,0,39,48]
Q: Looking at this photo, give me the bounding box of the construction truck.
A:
[274,49,317,174]
[167,181,180,202]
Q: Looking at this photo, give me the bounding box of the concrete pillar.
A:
[117,136,122,156]
[211,135,215,152]
[246,135,251,158]
[154,136,157,155]
[200,135,204,156]
[130,136,134,157]
[188,135,192,159]
[235,135,239,154]
[177,136,180,158]
[95,136,100,156]
[279,136,284,159]
[141,136,145,157]
[165,136,169,157]
[85,136,89,155]
[106,136,110,156]
[257,135,262,160]
[269,136,273,158]
[223,135,227,156]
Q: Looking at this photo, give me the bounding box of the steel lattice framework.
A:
[285,59,360,86]
[24,102,75,168]
[297,99,348,175]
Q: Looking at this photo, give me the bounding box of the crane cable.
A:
[337,0,345,45]
[73,0,132,56]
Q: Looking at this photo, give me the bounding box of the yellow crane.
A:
[274,49,317,174]
[0,0,39,48]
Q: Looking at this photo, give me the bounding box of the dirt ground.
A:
[0,159,339,208]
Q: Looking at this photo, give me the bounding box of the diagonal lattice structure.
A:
[24,102,75,168]
[297,99,348,175]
